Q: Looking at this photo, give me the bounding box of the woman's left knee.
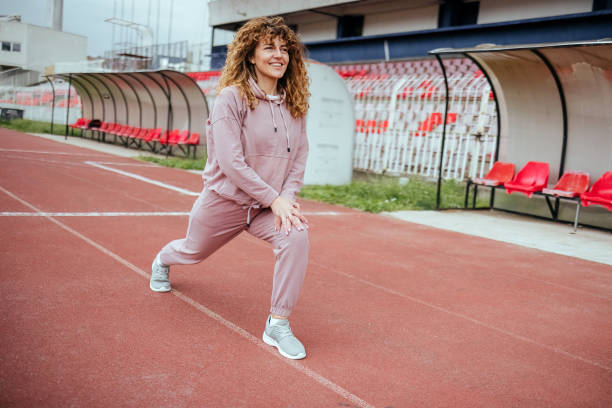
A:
[286,228,309,250]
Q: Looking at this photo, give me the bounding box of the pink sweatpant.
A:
[158,188,309,317]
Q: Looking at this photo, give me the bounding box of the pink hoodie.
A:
[202,77,309,208]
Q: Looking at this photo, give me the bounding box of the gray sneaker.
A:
[262,315,306,360]
[150,253,171,292]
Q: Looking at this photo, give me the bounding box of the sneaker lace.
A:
[153,264,168,280]
[272,322,294,340]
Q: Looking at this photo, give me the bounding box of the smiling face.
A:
[249,36,289,94]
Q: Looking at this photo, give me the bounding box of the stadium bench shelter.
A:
[430,40,612,230]
[45,70,208,155]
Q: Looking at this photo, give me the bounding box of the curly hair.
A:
[217,16,310,118]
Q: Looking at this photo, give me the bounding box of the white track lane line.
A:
[0,184,374,408]
[0,211,343,217]
[0,212,190,217]
[0,148,109,157]
[85,161,200,196]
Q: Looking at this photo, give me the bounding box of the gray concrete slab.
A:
[29,133,166,158]
[383,210,612,266]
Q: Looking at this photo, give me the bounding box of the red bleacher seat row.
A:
[465,161,610,231]
[67,119,200,157]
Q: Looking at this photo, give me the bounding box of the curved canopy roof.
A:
[48,70,208,139]
[430,39,612,183]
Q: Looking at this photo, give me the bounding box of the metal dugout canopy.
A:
[430,40,612,229]
[47,70,208,141]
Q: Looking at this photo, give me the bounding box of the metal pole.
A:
[46,77,56,135]
[435,54,450,210]
[65,74,71,141]
[156,0,161,45]
[532,49,568,179]
[168,0,174,44]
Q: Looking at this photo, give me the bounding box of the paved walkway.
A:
[28,132,612,266]
[384,210,612,266]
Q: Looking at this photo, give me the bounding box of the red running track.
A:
[1,128,611,407]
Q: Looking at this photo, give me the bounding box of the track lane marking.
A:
[85,161,200,196]
[243,235,612,373]
[309,260,612,373]
[0,184,374,408]
[0,211,344,217]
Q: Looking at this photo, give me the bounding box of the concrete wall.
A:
[209,0,354,26]
[0,22,27,68]
[297,18,337,42]
[26,24,87,72]
[478,0,593,24]
[363,5,438,36]
[0,21,86,73]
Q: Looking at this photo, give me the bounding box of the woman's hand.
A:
[270,196,308,234]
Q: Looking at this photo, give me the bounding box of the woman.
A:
[150,16,311,360]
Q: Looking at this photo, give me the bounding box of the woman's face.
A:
[249,36,289,86]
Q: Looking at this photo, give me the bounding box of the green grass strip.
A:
[137,155,207,171]
[299,174,478,212]
[0,118,70,137]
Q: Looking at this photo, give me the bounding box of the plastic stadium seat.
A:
[542,171,590,198]
[581,171,612,211]
[473,162,515,187]
[542,171,590,232]
[465,161,515,208]
[70,118,85,128]
[504,161,549,198]
[175,130,190,144]
[185,132,200,145]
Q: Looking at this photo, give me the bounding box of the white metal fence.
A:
[2,58,497,181]
[336,58,497,180]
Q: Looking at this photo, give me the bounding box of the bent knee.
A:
[282,227,309,250]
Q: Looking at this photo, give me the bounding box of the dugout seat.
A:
[542,171,590,232]
[464,161,515,208]
[542,171,590,198]
[581,171,612,211]
[505,161,549,198]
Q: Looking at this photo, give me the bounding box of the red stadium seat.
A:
[542,171,590,232]
[473,162,515,187]
[185,132,200,145]
[581,171,612,211]
[465,161,515,208]
[542,171,590,198]
[505,161,549,198]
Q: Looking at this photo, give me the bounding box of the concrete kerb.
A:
[29,132,175,159]
[384,210,612,266]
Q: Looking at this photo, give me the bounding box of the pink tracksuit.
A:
[158,78,309,317]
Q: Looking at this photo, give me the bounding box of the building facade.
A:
[208,0,612,67]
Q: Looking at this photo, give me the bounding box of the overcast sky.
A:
[1,0,211,57]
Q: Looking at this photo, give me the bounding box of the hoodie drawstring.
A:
[278,107,290,153]
[267,99,291,153]
[244,203,261,227]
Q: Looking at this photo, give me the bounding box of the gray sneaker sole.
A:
[262,332,306,360]
[149,281,171,292]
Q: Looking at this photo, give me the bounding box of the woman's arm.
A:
[210,89,279,207]
[279,118,309,202]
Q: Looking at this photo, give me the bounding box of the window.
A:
[12,42,21,52]
[438,1,480,28]
[337,15,363,38]
[1,41,10,51]
[593,0,612,11]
